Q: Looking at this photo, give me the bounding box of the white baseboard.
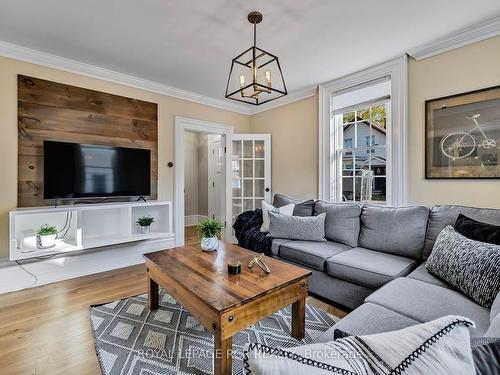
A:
[184,215,208,226]
[0,236,175,294]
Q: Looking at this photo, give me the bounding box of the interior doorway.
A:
[174,117,272,246]
[174,117,234,246]
[183,131,212,227]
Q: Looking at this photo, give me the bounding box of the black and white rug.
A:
[90,289,338,375]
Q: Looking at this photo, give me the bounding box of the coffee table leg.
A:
[214,334,232,375]
[292,297,306,340]
[148,275,159,311]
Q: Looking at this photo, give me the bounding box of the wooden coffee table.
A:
[144,242,311,375]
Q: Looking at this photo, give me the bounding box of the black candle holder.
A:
[227,261,241,275]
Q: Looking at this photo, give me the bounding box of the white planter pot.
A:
[38,234,57,248]
[139,225,151,234]
[201,237,218,251]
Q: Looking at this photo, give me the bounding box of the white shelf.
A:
[9,201,173,261]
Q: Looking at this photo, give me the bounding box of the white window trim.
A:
[318,55,408,206]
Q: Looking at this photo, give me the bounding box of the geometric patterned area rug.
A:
[90,289,339,375]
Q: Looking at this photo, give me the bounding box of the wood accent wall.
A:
[17,75,158,207]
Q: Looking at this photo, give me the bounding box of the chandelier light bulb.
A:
[265,70,271,87]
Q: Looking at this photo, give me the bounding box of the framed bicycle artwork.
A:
[425,85,500,179]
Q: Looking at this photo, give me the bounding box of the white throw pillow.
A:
[260,201,294,233]
[244,315,475,375]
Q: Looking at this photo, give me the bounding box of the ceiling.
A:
[1,0,500,110]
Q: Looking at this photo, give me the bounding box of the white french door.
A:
[225,134,271,241]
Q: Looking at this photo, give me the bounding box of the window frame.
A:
[318,56,408,206]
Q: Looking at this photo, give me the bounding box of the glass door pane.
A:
[228,135,271,239]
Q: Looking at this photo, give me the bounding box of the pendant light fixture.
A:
[225,11,287,106]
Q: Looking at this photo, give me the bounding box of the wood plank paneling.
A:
[17,75,158,207]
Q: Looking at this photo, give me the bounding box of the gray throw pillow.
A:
[272,193,315,216]
[426,225,500,308]
[268,212,326,241]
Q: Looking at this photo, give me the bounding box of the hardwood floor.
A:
[0,228,347,374]
[0,264,148,374]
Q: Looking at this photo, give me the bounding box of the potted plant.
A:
[37,224,58,249]
[137,215,155,234]
[196,218,224,251]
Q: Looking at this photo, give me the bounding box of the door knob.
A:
[265,188,270,192]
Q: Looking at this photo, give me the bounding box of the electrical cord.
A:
[59,211,73,240]
[56,211,70,237]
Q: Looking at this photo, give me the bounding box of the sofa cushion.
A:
[492,293,500,324]
[260,201,294,232]
[424,205,500,260]
[326,247,417,289]
[407,263,451,289]
[272,193,315,216]
[314,302,420,343]
[366,277,491,336]
[279,240,350,271]
[455,214,500,245]
[270,238,294,257]
[246,316,476,375]
[425,225,500,309]
[314,200,361,247]
[358,204,429,260]
[268,211,326,241]
[487,314,500,337]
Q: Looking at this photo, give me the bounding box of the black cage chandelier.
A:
[225,11,287,106]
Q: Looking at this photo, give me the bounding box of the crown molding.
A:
[407,17,500,61]
[0,40,251,115]
[247,86,317,115]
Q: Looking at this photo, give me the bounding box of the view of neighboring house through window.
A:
[336,103,388,203]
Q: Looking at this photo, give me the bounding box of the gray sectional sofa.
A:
[270,195,500,339]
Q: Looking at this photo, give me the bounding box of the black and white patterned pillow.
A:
[244,315,475,375]
[426,225,500,308]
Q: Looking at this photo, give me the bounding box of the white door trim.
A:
[318,55,408,205]
[174,116,234,246]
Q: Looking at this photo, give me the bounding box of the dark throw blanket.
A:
[232,208,273,255]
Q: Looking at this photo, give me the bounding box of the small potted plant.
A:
[137,215,155,234]
[196,218,224,252]
[37,224,58,249]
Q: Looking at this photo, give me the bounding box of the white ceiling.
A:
[1,0,500,107]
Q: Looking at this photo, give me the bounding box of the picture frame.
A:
[425,85,500,179]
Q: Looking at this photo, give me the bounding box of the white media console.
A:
[9,201,173,261]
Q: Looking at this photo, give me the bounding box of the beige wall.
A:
[249,36,500,208]
[408,36,500,208]
[250,95,318,200]
[0,56,250,258]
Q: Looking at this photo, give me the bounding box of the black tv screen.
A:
[43,141,151,199]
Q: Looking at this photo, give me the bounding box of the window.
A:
[365,135,375,146]
[319,56,408,206]
[337,104,388,203]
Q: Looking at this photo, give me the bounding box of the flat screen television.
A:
[43,141,151,199]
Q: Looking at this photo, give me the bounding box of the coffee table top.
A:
[144,242,311,313]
